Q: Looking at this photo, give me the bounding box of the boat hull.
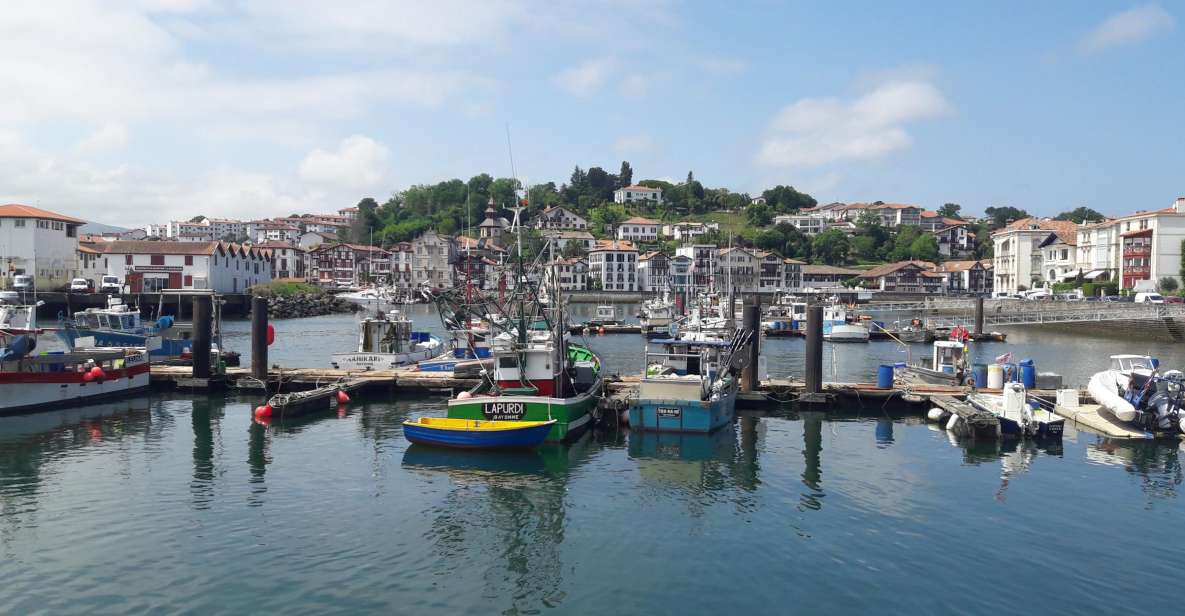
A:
[628,385,737,433]
[903,365,962,385]
[402,419,555,449]
[446,389,598,442]
[331,344,439,371]
[0,363,150,416]
[824,324,869,342]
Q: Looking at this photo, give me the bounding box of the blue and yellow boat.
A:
[402,417,557,449]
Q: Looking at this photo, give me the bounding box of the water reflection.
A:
[401,435,597,615]
[1086,438,1183,504]
[0,399,154,546]
[190,396,218,510]
[800,411,824,511]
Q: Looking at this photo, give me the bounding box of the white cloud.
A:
[757,77,950,168]
[1080,4,1175,53]
[614,133,658,156]
[556,59,613,96]
[299,135,392,188]
[75,123,130,154]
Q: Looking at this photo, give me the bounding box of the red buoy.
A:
[336,390,350,404]
[266,323,275,346]
[254,404,273,418]
[83,371,95,382]
[254,416,271,427]
[89,366,105,381]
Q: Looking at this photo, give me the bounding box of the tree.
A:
[1055,207,1107,224]
[350,197,381,244]
[686,170,695,184]
[753,229,785,252]
[937,203,963,219]
[984,206,1029,229]
[585,166,615,202]
[888,225,926,261]
[617,161,633,189]
[760,185,817,214]
[746,202,772,227]
[908,234,940,262]
[1159,276,1179,293]
[850,236,879,262]
[811,229,850,265]
[561,240,587,258]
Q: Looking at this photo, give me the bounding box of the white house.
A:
[636,251,670,292]
[551,257,588,291]
[1076,220,1120,282]
[992,218,1079,295]
[613,185,663,205]
[1038,232,1078,284]
[93,240,273,293]
[167,219,214,240]
[616,217,661,242]
[588,240,639,291]
[250,221,301,244]
[532,206,588,231]
[542,230,595,260]
[257,241,306,280]
[1114,198,1185,291]
[675,244,718,289]
[662,221,720,241]
[411,230,454,290]
[772,214,829,236]
[0,204,84,290]
[298,231,338,252]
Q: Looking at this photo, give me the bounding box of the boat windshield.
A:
[1111,356,1154,372]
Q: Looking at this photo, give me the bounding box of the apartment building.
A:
[613,185,663,205]
[588,240,639,291]
[992,218,1079,295]
[0,204,84,289]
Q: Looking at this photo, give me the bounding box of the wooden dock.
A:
[151,365,480,392]
[1053,403,1162,439]
[930,395,1001,439]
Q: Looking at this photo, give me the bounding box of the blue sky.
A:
[0,1,1181,226]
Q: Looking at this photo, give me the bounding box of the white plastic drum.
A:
[987,364,1004,389]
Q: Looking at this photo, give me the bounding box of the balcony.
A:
[1123,246,1151,257]
[1123,265,1150,275]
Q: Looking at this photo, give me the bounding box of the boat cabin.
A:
[595,305,616,321]
[639,338,729,401]
[73,297,143,332]
[931,340,965,374]
[357,311,428,354]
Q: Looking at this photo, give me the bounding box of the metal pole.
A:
[742,304,760,392]
[251,295,268,380]
[805,304,823,394]
[192,295,212,379]
[974,296,984,336]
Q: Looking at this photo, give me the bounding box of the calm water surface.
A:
[4,304,1185,614]
[1,395,1182,614]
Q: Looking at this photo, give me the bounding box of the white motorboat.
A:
[331,310,444,371]
[337,287,399,312]
[902,341,967,385]
[822,305,869,342]
[1087,354,1185,433]
[967,382,1064,440]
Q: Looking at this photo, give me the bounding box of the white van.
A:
[1134,292,1165,304]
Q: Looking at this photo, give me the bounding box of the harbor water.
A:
[2,304,1184,614]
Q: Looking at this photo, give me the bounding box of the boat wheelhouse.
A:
[628,336,739,433]
[902,340,967,385]
[331,310,443,371]
[57,296,194,358]
[822,305,869,342]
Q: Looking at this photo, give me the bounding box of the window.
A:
[125,255,133,265]
[185,255,193,265]
[14,219,24,227]
[150,255,165,266]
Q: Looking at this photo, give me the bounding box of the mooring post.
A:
[974,296,984,336]
[742,304,760,392]
[192,294,212,379]
[251,295,268,381]
[805,304,823,395]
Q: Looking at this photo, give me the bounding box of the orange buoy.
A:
[336,390,350,404]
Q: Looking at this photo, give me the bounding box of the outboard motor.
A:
[0,334,36,362]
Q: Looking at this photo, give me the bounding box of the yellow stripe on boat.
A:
[403,417,557,432]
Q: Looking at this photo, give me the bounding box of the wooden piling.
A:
[251,295,268,380]
[974,296,984,336]
[805,304,823,395]
[191,295,212,379]
[742,304,760,392]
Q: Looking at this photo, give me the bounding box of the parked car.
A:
[99,275,122,293]
[12,274,34,291]
[1165,296,1184,304]
[1134,292,1166,304]
[69,278,93,293]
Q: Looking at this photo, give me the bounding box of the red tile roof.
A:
[858,260,937,278]
[0,204,85,224]
[622,216,659,225]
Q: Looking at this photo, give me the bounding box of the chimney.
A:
[1175,197,1185,213]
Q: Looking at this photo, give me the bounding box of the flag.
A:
[995,351,1012,364]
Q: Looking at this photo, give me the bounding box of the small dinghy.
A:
[402,417,557,449]
[1087,354,1185,434]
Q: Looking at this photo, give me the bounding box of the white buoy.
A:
[945,412,961,432]
[926,408,947,422]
